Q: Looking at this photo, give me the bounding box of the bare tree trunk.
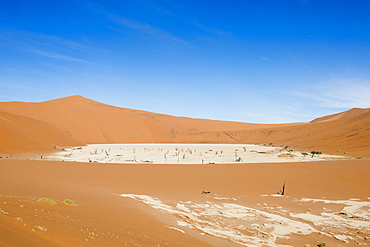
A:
[281,181,286,195]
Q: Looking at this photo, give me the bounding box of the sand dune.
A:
[310,108,370,123]
[172,111,370,157]
[0,111,83,154]
[0,96,296,146]
[0,96,369,156]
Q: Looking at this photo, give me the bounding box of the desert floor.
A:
[1,154,369,246]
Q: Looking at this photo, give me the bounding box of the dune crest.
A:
[310,108,370,123]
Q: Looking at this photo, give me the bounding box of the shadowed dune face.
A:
[0,95,369,156]
[0,111,83,154]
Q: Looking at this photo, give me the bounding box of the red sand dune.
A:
[310,107,370,123]
[0,95,294,147]
[175,110,370,156]
[0,95,369,156]
[0,111,83,154]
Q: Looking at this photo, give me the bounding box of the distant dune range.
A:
[0,95,369,156]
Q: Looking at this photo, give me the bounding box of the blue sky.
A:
[1,0,370,123]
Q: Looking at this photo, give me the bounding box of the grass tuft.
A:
[63,199,75,205]
[38,197,56,205]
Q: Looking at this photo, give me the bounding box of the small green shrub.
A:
[38,197,56,204]
[63,199,75,205]
[311,151,322,157]
[317,242,326,247]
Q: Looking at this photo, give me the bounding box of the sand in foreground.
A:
[1,159,369,246]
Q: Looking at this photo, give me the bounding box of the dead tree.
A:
[279,181,286,195]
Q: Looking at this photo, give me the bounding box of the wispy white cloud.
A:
[239,110,303,124]
[23,32,85,51]
[192,22,233,38]
[296,79,370,108]
[24,48,89,63]
[237,102,313,123]
[108,16,187,45]
[0,28,85,51]
[0,28,88,63]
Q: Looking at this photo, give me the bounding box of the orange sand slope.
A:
[176,111,370,156]
[0,96,284,144]
[0,95,369,156]
[0,111,83,154]
[310,107,370,123]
